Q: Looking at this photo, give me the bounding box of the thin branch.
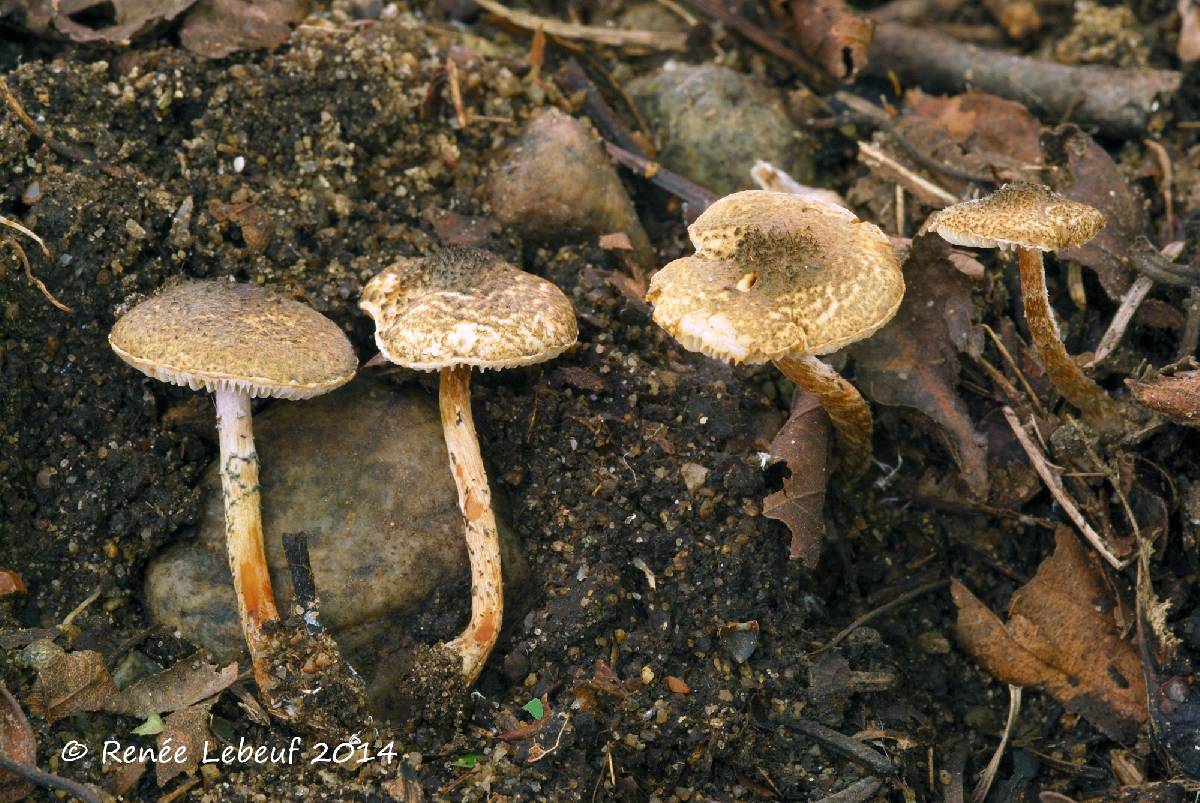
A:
[473,0,687,50]
[1001,406,1129,570]
[0,753,101,803]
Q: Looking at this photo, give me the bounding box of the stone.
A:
[488,108,653,265]
[627,65,814,196]
[145,374,525,665]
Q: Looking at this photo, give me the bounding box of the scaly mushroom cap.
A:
[360,248,578,371]
[109,281,357,400]
[646,190,905,363]
[923,182,1105,252]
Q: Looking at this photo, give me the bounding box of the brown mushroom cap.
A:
[109,281,357,400]
[359,248,578,371]
[923,182,1105,252]
[646,190,904,363]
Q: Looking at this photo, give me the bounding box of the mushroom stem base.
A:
[774,354,872,478]
[214,388,279,692]
[439,365,503,684]
[1018,248,1121,424]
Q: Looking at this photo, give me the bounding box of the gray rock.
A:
[628,65,814,196]
[489,108,654,265]
[146,374,525,665]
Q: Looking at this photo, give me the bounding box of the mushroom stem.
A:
[213,388,280,690]
[438,365,503,683]
[774,354,872,478]
[1017,247,1121,423]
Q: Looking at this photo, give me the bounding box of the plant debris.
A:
[952,528,1146,741]
[762,391,830,566]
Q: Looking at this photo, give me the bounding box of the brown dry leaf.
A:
[788,0,875,83]
[903,89,1043,168]
[26,649,117,723]
[1042,125,1145,299]
[952,527,1147,741]
[762,391,830,567]
[1179,0,1200,62]
[207,199,275,254]
[19,0,197,45]
[850,234,989,498]
[108,659,237,718]
[422,207,501,247]
[0,571,25,598]
[180,0,308,59]
[155,698,216,787]
[1127,361,1200,425]
[0,687,35,802]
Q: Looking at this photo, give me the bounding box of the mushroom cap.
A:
[923,182,1106,252]
[109,281,357,400]
[646,190,905,364]
[359,248,578,371]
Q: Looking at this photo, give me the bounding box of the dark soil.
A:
[1,2,1198,801]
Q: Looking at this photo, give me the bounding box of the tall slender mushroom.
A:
[108,281,356,699]
[923,183,1117,423]
[359,247,577,683]
[645,190,905,476]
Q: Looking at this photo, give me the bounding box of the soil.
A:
[0,1,1198,801]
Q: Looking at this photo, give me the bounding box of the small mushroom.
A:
[645,190,905,476]
[109,281,356,700]
[359,247,577,683]
[923,183,1117,423]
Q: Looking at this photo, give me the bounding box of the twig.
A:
[812,777,883,802]
[557,60,648,157]
[773,718,895,776]
[981,324,1046,419]
[473,0,687,50]
[972,685,1021,803]
[1,230,71,313]
[604,141,717,219]
[1143,139,1174,240]
[858,141,958,207]
[1129,237,1200,287]
[1001,406,1128,570]
[867,22,1182,139]
[0,752,101,803]
[1178,287,1200,361]
[1087,275,1153,368]
[281,532,322,635]
[682,0,830,90]
[445,58,469,128]
[813,578,948,654]
[0,77,93,163]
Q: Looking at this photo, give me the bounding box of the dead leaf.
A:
[207,199,275,254]
[1180,0,1200,62]
[952,527,1147,741]
[108,659,237,718]
[0,687,35,802]
[762,391,830,567]
[788,0,875,82]
[155,699,216,787]
[19,0,197,45]
[850,234,989,498]
[598,232,634,251]
[180,0,308,59]
[0,571,25,598]
[26,649,117,723]
[1042,125,1144,299]
[1127,361,1200,425]
[904,90,1043,168]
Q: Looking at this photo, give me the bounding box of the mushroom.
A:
[645,190,905,476]
[108,281,356,698]
[359,247,577,683]
[923,183,1117,423]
